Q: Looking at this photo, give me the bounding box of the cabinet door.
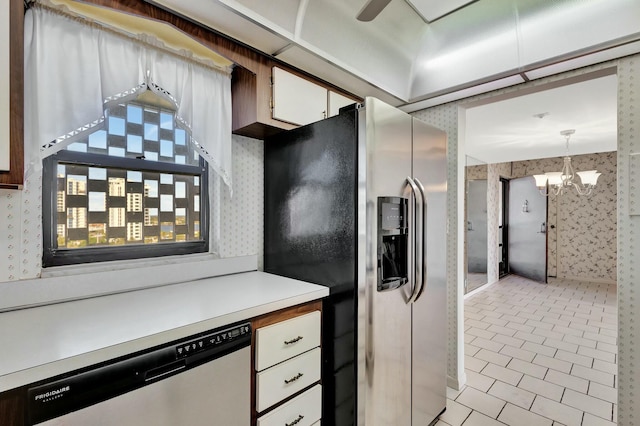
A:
[272,67,327,126]
[328,91,355,117]
[0,2,9,171]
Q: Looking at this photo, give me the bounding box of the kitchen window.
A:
[42,92,209,267]
[26,5,235,269]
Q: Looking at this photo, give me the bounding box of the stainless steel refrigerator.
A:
[264,97,447,425]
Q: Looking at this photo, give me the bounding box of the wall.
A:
[487,162,511,284]
[413,55,638,424]
[0,134,264,284]
[510,152,617,282]
[474,153,617,284]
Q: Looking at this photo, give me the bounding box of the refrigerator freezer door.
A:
[358,98,413,426]
[411,117,448,424]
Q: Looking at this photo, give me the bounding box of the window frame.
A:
[42,143,210,268]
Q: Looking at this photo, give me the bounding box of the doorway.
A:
[498,177,508,278]
[507,176,547,283]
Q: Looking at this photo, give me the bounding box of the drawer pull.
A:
[285,414,305,426]
[284,336,304,345]
[284,372,304,384]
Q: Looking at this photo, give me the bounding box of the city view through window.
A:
[53,98,204,250]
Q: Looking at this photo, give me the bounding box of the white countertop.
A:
[0,271,328,392]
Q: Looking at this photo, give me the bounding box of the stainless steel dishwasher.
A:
[27,322,251,425]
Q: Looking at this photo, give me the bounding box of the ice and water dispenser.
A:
[377,197,408,291]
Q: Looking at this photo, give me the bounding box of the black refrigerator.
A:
[264,97,447,426]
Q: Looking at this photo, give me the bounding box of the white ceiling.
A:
[143,0,633,160]
[465,73,618,164]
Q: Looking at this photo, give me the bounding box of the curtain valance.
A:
[24,5,233,191]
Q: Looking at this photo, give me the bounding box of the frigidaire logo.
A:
[34,386,70,402]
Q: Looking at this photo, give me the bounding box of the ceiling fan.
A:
[357,0,392,21]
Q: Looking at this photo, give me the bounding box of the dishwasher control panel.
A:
[176,323,251,358]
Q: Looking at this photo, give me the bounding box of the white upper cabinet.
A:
[272,67,358,127]
[0,2,9,171]
[272,67,328,126]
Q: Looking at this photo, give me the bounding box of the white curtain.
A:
[23,5,233,191]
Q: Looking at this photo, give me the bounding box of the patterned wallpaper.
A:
[414,103,463,388]
[218,135,264,263]
[466,164,487,180]
[0,134,264,284]
[616,56,639,426]
[511,152,617,283]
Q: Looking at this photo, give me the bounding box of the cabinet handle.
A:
[284,372,304,384]
[284,336,303,345]
[285,414,304,426]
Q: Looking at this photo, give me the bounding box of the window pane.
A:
[127,105,142,124]
[144,123,158,141]
[160,112,173,130]
[144,208,158,226]
[109,116,126,136]
[160,222,174,240]
[88,130,107,149]
[108,147,125,157]
[89,223,107,245]
[57,224,66,247]
[67,207,87,228]
[127,193,143,212]
[127,135,143,153]
[88,168,107,180]
[67,175,87,195]
[88,192,106,212]
[127,222,143,241]
[175,128,186,145]
[160,139,173,157]
[127,171,142,182]
[109,178,125,196]
[145,180,158,197]
[68,142,88,152]
[160,174,173,185]
[109,208,125,227]
[57,191,65,212]
[175,181,186,198]
[175,208,186,225]
[144,151,158,161]
[160,194,173,212]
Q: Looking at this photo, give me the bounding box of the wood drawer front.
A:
[256,311,321,371]
[256,348,321,412]
[257,385,321,426]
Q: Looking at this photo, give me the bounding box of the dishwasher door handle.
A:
[145,360,186,382]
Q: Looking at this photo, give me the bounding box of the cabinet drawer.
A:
[257,385,321,426]
[256,348,321,412]
[256,311,321,371]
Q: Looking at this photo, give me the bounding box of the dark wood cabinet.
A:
[0,0,24,189]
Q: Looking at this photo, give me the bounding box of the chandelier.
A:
[533,129,601,196]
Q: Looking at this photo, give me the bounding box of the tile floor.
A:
[437,275,617,426]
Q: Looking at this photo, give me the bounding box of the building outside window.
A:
[42,91,209,267]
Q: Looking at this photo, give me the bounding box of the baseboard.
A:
[447,371,466,391]
[464,279,499,298]
[551,275,617,285]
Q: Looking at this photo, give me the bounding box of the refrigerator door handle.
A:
[406,176,423,304]
[413,177,428,302]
